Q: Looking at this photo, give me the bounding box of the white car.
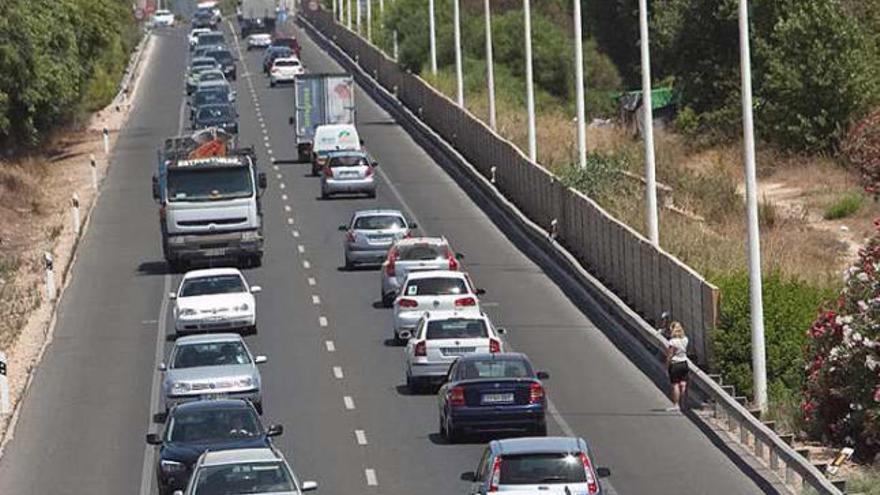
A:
[404,311,505,391]
[152,9,175,27]
[269,57,305,87]
[181,448,317,495]
[247,33,273,50]
[392,270,484,342]
[189,28,212,47]
[171,268,261,336]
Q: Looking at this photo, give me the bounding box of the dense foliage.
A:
[0,0,137,150]
[842,109,880,199]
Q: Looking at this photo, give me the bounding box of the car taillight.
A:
[414,340,426,356]
[385,248,398,276]
[579,452,600,494]
[365,166,374,177]
[447,250,459,271]
[397,298,418,308]
[455,297,476,307]
[323,166,333,178]
[529,382,544,404]
[159,205,166,220]
[449,386,466,407]
[345,230,356,242]
[488,456,502,492]
[489,339,501,353]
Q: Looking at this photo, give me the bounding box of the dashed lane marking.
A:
[311,295,321,305]
[284,205,292,212]
[355,430,368,445]
[318,316,328,327]
[297,244,305,253]
[281,194,288,201]
[308,277,316,286]
[365,469,377,486]
[287,218,294,225]
[325,340,336,352]
[343,396,356,410]
[279,182,286,189]
[302,260,311,269]
[292,230,300,238]
[333,366,344,379]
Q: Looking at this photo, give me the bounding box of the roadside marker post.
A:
[102,127,110,156]
[0,351,9,415]
[90,154,98,190]
[71,194,81,235]
[43,252,55,302]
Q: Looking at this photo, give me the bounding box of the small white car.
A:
[247,33,273,50]
[405,311,505,391]
[181,448,317,495]
[269,57,305,87]
[392,270,484,342]
[171,268,261,336]
[152,9,175,27]
[189,28,212,47]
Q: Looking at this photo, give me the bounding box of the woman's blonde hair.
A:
[670,321,686,339]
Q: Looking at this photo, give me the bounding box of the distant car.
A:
[392,270,484,342]
[181,448,318,495]
[438,353,548,442]
[380,237,461,307]
[171,268,260,335]
[310,124,362,175]
[269,57,305,87]
[319,149,377,199]
[192,44,224,59]
[204,48,236,80]
[189,28,212,47]
[190,86,235,121]
[247,33,273,50]
[194,31,225,52]
[185,60,221,94]
[262,46,293,74]
[152,9,175,27]
[188,69,227,95]
[404,311,505,392]
[339,209,414,268]
[161,333,267,413]
[193,103,238,134]
[191,9,217,29]
[460,437,611,494]
[146,399,283,495]
[271,37,302,58]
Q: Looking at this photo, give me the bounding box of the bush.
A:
[824,193,864,220]
[558,152,628,199]
[842,109,880,199]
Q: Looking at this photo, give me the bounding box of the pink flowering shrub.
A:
[803,220,880,458]
[843,110,880,199]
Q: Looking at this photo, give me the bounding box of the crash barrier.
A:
[112,28,151,108]
[299,8,845,494]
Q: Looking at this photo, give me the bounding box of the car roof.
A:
[175,333,244,345]
[493,436,586,455]
[394,236,447,246]
[173,398,254,413]
[201,448,280,466]
[183,267,243,279]
[422,310,488,321]
[404,269,466,281]
[353,208,404,217]
[192,57,217,64]
[315,123,357,133]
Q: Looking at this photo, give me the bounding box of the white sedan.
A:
[189,28,212,47]
[392,270,484,342]
[152,9,175,27]
[269,57,305,87]
[247,33,273,50]
[405,311,505,392]
[171,268,261,336]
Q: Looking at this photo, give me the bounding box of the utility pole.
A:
[428,0,437,74]
[367,0,372,41]
[524,0,537,161]
[484,0,497,129]
[573,0,587,168]
[738,0,767,412]
[454,0,464,106]
[347,0,352,29]
[638,0,659,245]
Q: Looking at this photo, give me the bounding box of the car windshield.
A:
[499,453,588,484]
[180,274,246,296]
[275,59,300,68]
[459,358,533,379]
[194,461,295,495]
[167,407,262,442]
[354,215,405,230]
[192,65,216,76]
[398,244,445,261]
[426,319,487,339]
[195,90,229,106]
[197,105,232,120]
[403,277,467,297]
[198,34,224,46]
[172,341,252,369]
[199,72,224,82]
[167,166,252,201]
[207,50,233,65]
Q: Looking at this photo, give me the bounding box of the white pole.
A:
[524,0,537,162]
[71,194,81,235]
[90,154,98,190]
[43,252,55,301]
[332,0,337,19]
[638,0,659,245]
[428,0,437,74]
[347,0,352,28]
[393,29,399,60]
[366,0,372,41]
[573,0,587,168]
[379,0,384,15]
[0,351,10,416]
[453,0,464,106]
[102,127,110,156]
[356,0,362,32]
[738,0,767,412]
[484,0,496,130]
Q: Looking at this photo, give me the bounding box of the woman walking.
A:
[666,321,689,411]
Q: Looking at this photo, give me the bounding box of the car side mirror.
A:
[408,222,418,229]
[455,252,465,260]
[597,467,612,478]
[536,371,550,380]
[301,481,318,492]
[254,355,268,364]
[338,225,348,231]
[250,285,262,294]
[168,292,177,300]
[372,161,379,167]
[258,172,267,189]
[152,176,160,201]
[146,433,162,445]
[158,362,167,371]
[267,424,284,436]
[496,327,507,335]
[459,471,476,482]
[288,117,294,125]
[475,288,486,296]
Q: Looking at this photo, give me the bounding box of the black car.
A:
[193,103,238,134]
[190,87,233,121]
[205,48,237,80]
[191,10,216,29]
[194,31,225,52]
[146,399,283,495]
[262,46,293,74]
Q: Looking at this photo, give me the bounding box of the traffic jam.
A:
[144,1,612,494]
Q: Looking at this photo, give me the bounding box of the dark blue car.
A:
[437,353,549,443]
[145,399,283,495]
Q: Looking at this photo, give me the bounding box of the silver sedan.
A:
[319,150,377,198]
[339,209,415,269]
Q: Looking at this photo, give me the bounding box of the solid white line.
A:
[333,366,344,379]
[311,295,321,305]
[318,316,328,327]
[307,277,316,286]
[139,274,171,495]
[297,244,305,253]
[302,260,311,269]
[355,430,368,445]
[343,395,355,410]
[364,468,377,486]
[325,340,336,352]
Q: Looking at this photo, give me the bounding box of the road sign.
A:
[145,0,157,15]
[134,7,145,20]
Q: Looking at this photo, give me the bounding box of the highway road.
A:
[0,12,774,495]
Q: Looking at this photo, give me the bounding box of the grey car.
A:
[380,236,462,306]
[319,150,377,199]
[339,209,415,269]
[460,437,611,494]
[161,334,266,413]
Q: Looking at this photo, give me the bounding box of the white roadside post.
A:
[484,0,497,130]
[366,0,372,41]
[71,193,81,235]
[638,0,659,245]
[453,0,464,106]
[43,252,55,302]
[0,351,9,415]
[393,30,399,60]
[428,0,437,74]
[524,0,537,161]
[90,154,98,190]
[347,0,352,28]
[379,0,384,15]
[102,127,110,156]
[738,0,767,412]
[356,0,362,32]
[332,0,337,19]
[573,0,587,168]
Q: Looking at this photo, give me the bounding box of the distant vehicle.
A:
[460,437,612,494]
[338,209,414,268]
[438,353,548,442]
[271,37,301,58]
[171,268,260,335]
[146,399,282,495]
[194,31,225,52]
[204,48,236,80]
[262,46,293,74]
[188,69,226,95]
[190,86,235,122]
[185,59,221,94]
[180,448,318,495]
[247,33,273,50]
[309,123,360,175]
[191,9,216,29]
[269,57,304,87]
[392,270,484,342]
[152,9,175,27]
[319,149,377,199]
[188,28,212,47]
[193,103,238,134]
[380,237,462,307]
[240,0,277,38]
[291,74,356,163]
[160,333,267,413]
[404,311,505,392]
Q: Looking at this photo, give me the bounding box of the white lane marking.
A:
[311,295,321,305]
[276,173,283,179]
[279,182,286,189]
[287,217,294,225]
[318,316,328,327]
[355,430,368,445]
[284,205,292,212]
[292,230,300,238]
[325,340,336,352]
[297,244,305,253]
[302,260,311,269]
[261,121,267,129]
[343,395,356,410]
[307,277,316,286]
[364,469,377,486]
[333,366,344,379]
[281,194,288,201]
[139,274,171,495]
[273,164,280,171]
[266,149,273,156]
[263,136,270,142]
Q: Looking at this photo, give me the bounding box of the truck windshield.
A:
[167,166,253,202]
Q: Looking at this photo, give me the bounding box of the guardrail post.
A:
[71,193,81,235]
[90,154,98,190]
[43,252,55,301]
[0,351,9,415]
[769,448,779,470]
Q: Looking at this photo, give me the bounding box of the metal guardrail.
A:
[111,28,151,108]
[299,8,844,494]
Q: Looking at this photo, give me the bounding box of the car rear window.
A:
[398,244,446,261]
[172,341,251,369]
[168,407,261,442]
[499,453,587,484]
[181,275,245,296]
[354,215,405,230]
[275,59,301,67]
[198,33,224,46]
[403,277,467,296]
[426,319,487,339]
[197,105,232,120]
[459,358,532,379]
[329,155,368,168]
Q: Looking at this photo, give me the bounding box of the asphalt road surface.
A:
[0,16,773,495]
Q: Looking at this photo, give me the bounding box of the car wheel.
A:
[344,256,353,270]
[367,190,377,199]
[382,292,395,308]
[321,188,329,199]
[407,374,421,393]
[444,416,459,444]
[270,80,276,87]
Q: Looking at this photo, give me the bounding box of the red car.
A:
[271,37,301,58]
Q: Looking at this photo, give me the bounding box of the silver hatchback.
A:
[320,150,377,198]
[339,209,415,269]
[380,237,462,306]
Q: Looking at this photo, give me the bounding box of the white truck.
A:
[289,73,356,163]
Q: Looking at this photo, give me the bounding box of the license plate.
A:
[481,393,514,404]
[201,392,225,400]
[442,347,475,356]
[203,248,226,257]
[340,172,358,179]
